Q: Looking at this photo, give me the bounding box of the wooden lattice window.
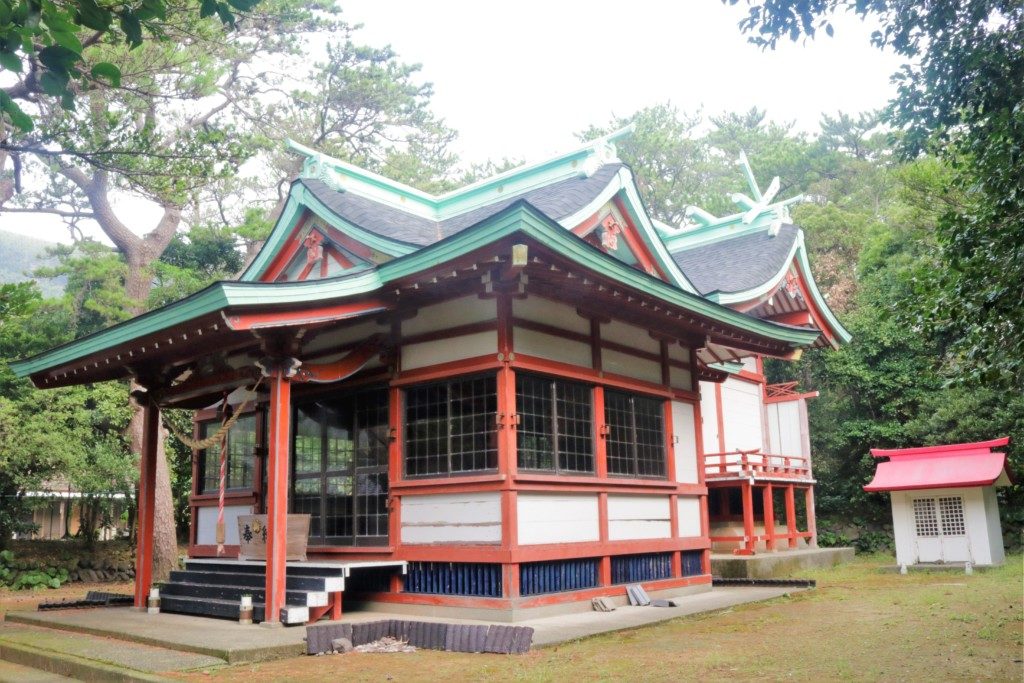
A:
[199,413,257,493]
[516,373,593,474]
[912,498,939,537]
[605,390,666,478]
[404,375,497,477]
[938,496,966,536]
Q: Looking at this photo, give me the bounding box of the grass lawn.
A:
[179,554,1023,682]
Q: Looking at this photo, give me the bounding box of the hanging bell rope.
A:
[161,375,264,449]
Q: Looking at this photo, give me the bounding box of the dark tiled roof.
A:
[300,163,623,246]
[670,224,799,295]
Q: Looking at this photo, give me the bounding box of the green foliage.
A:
[815,529,850,548]
[0,550,69,590]
[0,0,260,132]
[729,0,1024,390]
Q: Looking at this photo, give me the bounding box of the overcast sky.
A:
[2,1,902,244]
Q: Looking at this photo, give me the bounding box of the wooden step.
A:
[160,580,328,607]
[168,569,334,592]
[184,560,347,579]
[160,595,309,625]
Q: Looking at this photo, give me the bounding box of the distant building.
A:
[13,477,127,541]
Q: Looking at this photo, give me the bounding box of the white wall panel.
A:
[602,348,662,384]
[601,320,660,354]
[400,492,501,545]
[766,401,802,455]
[720,377,765,452]
[676,497,702,538]
[513,296,590,335]
[699,381,720,453]
[196,505,250,545]
[607,494,671,540]
[517,493,600,545]
[401,331,497,370]
[514,327,592,368]
[301,321,388,355]
[668,344,691,364]
[669,366,693,392]
[672,401,699,484]
[402,296,496,336]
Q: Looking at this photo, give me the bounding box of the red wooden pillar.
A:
[761,483,776,551]
[264,368,292,624]
[804,486,818,548]
[735,480,755,556]
[785,484,798,549]
[496,294,520,599]
[133,398,159,609]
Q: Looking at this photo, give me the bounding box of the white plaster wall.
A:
[512,296,590,335]
[400,492,502,545]
[720,377,764,452]
[676,497,702,538]
[890,488,1002,566]
[196,504,250,545]
[699,381,720,453]
[982,487,1006,565]
[671,401,699,484]
[602,348,662,384]
[607,495,671,540]
[766,401,802,455]
[300,320,388,355]
[601,320,659,354]
[669,366,693,393]
[668,344,691,364]
[517,493,600,545]
[514,327,592,368]
[401,331,497,370]
[402,296,496,336]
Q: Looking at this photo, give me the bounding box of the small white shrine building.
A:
[865,438,1013,567]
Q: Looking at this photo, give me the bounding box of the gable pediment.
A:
[259,213,393,283]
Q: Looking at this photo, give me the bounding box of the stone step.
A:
[168,569,336,592]
[0,657,78,682]
[0,622,224,681]
[160,580,328,607]
[159,595,309,625]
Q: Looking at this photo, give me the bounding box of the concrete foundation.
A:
[347,583,713,623]
[711,547,854,579]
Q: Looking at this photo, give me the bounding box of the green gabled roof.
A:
[242,132,699,294]
[12,202,819,379]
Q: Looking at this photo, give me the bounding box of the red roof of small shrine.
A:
[863,437,1012,492]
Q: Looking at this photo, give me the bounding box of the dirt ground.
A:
[180,554,1023,682]
[0,580,134,618]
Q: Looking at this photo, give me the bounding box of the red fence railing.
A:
[703,449,812,479]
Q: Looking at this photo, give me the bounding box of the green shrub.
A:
[817,529,851,547]
[0,551,68,590]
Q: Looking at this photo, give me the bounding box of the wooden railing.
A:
[703,449,812,480]
[765,381,799,398]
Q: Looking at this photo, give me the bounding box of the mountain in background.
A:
[0,229,66,297]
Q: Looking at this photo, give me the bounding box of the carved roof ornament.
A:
[600,215,622,251]
[303,230,324,265]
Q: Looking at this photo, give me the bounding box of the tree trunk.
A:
[127,387,178,581]
[125,253,178,581]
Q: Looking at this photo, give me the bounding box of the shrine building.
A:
[12,129,850,624]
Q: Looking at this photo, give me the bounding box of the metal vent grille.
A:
[938,496,966,536]
[403,562,502,598]
[610,553,673,584]
[912,498,939,537]
[519,558,599,596]
[681,550,704,577]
